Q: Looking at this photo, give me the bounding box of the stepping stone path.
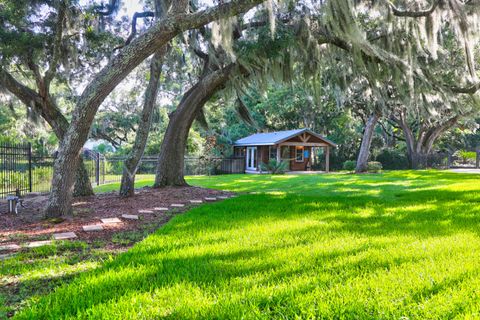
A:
[122,214,139,220]
[101,217,122,224]
[53,232,77,240]
[218,196,229,199]
[27,240,53,248]
[0,244,21,251]
[83,225,104,232]
[154,207,169,211]
[171,204,184,207]
[190,200,203,204]
[204,197,217,202]
[138,209,154,214]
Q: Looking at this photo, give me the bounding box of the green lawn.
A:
[11,171,480,319]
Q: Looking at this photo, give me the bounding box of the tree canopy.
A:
[0,0,479,215]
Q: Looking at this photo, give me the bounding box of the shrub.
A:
[342,160,357,171]
[32,167,51,183]
[376,148,409,170]
[260,159,288,174]
[367,161,383,173]
[457,150,477,164]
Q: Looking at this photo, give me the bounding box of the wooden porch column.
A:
[325,146,330,173]
[276,144,281,162]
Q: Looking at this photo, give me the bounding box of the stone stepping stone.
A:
[27,240,53,248]
[83,225,104,232]
[138,209,154,214]
[153,207,169,211]
[122,214,139,220]
[189,200,203,204]
[205,197,217,202]
[53,232,77,240]
[218,196,229,199]
[101,217,122,224]
[0,244,21,251]
[171,204,184,207]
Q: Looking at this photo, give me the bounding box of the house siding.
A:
[236,129,334,173]
[260,146,269,167]
[289,146,312,171]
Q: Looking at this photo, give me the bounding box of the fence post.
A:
[476,148,479,169]
[95,152,100,186]
[28,143,32,192]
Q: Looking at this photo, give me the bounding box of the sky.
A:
[85,0,216,17]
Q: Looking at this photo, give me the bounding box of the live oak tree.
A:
[0,1,107,196]
[43,0,268,217]
[152,9,299,187]
[317,0,480,172]
[153,62,237,187]
[119,0,169,197]
[390,95,478,168]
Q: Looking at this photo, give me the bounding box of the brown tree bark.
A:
[0,69,94,197]
[355,112,379,173]
[154,65,233,187]
[393,111,462,169]
[119,0,170,197]
[119,50,165,197]
[45,0,264,217]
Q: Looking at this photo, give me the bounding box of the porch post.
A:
[276,144,281,162]
[325,146,330,173]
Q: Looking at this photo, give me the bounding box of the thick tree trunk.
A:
[37,99,95,197]
[394,112,462,169]
[0,69,94,197]
[73,158,95,196]
[119,50,165,197]
[355,112,379,173]
[120,0,169,197]
[44,1,262,218]
[154,66,233,187]
[408,151,427,169]
[399,123,429,169]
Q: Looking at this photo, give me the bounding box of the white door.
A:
[246,147,257,170]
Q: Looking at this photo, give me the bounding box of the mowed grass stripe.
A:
[15,171,480,319]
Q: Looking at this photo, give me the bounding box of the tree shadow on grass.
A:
[14,171,480,318]
[166,185,480,239]
[15,235,431,319]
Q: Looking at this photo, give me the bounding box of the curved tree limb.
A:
[125,11,155,46]
[386,0,440,17]
[44,0,67,89]
[0,68,94,196]
[46,0,266,217]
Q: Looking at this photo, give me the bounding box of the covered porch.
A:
[233,129,336,174]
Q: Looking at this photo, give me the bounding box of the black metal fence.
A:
[99,156,245,184]
[0,142,245,198]
[0,143,32,198]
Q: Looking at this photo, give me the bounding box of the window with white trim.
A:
[295,147,304,162]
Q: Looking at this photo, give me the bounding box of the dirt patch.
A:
[0,186,234,250]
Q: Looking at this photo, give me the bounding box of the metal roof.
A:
[233,128,337,147]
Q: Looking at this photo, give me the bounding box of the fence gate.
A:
[0,143,32,198]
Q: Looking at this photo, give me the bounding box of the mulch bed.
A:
[0,186,234,252]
